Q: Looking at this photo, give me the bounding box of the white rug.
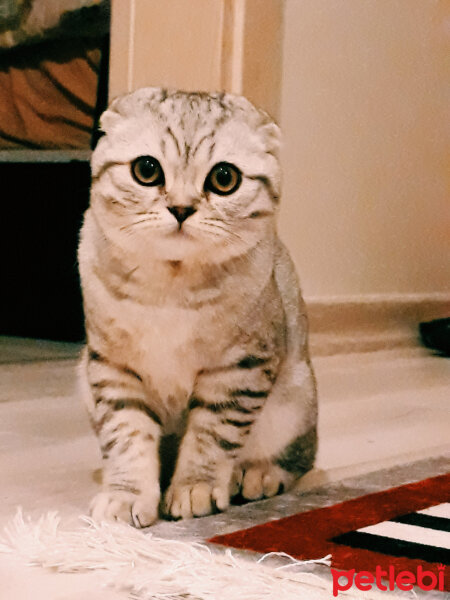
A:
[0,509,405,600]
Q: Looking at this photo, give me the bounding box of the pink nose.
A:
[167,206,196,224]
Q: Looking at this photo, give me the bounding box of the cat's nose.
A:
[167,205,196,224]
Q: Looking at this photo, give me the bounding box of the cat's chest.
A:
[104,300,223,398]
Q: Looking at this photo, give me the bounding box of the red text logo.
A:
[331,565,445,596]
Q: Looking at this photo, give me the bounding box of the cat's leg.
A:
[82,349,161,527]
[163,354,277,519]
[237,358,317,500]
[233,241,318,501]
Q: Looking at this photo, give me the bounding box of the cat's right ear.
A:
[91,102,122,151]
[91,99,122,150]
[98,98,123,135]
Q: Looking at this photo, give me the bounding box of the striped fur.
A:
[78,88,317,526]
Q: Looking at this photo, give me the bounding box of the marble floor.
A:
[0,337,449,599]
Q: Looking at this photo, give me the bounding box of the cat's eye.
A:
[131,156,165,186]
[204,162,241,196]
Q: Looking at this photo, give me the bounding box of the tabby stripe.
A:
[91,160,125,182]
[90,368,142,387]
[120,439,133,453]
[206,403,229,413]
[188,397,206,410]
[101,438,117,453]
[96,409,115,430]
[215,436,243,451]
[223,418,253,428]
[123,367,143,381]
[184,141,191,161]
[237,355,269,369]
[95,393,136,406]
[109,483,141,495]
[108,399,162,426]
[167,126,181,156]
[189,397,238,413]
[234,405,258,414]
[248,175,279,204]
[111,423,127,433]
[191,132,214,158]
[92,380,124,390]
[189,396,263,415]
[231,389,269,398]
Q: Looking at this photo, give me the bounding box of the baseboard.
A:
[306,293,450,356]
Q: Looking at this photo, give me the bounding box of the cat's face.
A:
[91,88,281,262]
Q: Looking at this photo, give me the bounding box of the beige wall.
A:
[109,0,283,119]
[279,0,450,299]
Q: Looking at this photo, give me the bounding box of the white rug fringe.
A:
[0,508,404,600]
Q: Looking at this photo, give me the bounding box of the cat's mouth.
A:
[165,220,201,240]
[169,227,193,238]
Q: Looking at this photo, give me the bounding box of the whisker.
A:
[202,217,238,230]
[110,197,149,211]
[200,221,244,242]
[200,229,221,238]
[202,217,234,228]
[120,216,159,231]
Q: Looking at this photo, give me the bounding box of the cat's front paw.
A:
[90,489,160,528]
[239,463,295,500]
[164,480,230,519]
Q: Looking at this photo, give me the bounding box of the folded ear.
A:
[99,87,167,135]
[98,97,125,135]
[90,97,126,176]
[260,121,282,156]
[256,114,282,199]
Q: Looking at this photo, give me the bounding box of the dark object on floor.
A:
[419,318,450,356]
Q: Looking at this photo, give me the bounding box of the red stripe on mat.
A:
[209,473,450,590]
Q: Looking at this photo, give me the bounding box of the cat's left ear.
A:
[260,121,282,157]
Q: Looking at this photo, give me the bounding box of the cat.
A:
[78,87,317,527]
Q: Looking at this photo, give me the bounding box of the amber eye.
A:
[204,162,241,196]
[131,156,165,186]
